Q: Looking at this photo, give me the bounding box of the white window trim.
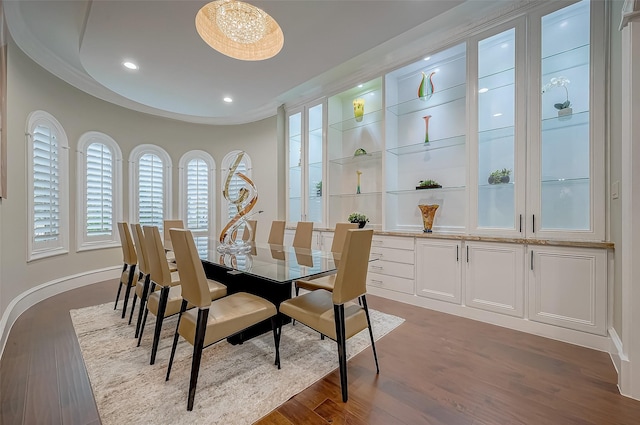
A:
[128,144,172,228]
[76,131,123,252]
[178,150,216,239]
[220,150,252,226]
[26,110,69,261]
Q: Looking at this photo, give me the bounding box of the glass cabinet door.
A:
[529,0,604,241]
[286,100,325,226]
[470,20,526,237]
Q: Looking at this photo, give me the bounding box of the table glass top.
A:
[201,242,339,283]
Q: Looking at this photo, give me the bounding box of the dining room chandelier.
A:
[195,0,284,61]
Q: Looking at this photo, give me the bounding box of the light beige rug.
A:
[70,301,404,425]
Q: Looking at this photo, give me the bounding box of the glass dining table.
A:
[199,242,339,343]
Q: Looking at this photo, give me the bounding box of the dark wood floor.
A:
[2,280,640,425]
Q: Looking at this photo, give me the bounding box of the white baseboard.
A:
[609,326,627,377]
[0,266,120,359]
[368,286,612,352]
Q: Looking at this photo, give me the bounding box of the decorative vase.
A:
[418,71,435,101]
[423,115,432,144]
[418,204,439,233]
[356,170,362,194]
[353,98,365,122]
[558,107,572,119]
[358,221,367,229]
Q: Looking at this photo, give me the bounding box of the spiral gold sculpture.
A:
[217,151,259,253]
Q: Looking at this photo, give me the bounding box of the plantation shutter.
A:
[187,158,209,256]
[138,153,164,231]
[32,124,60,245]
[85,143,113,237]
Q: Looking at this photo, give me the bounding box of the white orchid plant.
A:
[542,76,571,110]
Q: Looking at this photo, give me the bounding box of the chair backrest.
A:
[268,220,285,245]
[332,229,374,305]
[292,221,314,249]
[170,228,211,309]
[143,225,173,287]
[117,222,137,266]
[242,219,257,242]
[130,223,149,275]
[163,219,185,250]
[331,222,359,253]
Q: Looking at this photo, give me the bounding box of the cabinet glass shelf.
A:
[329,150,382,165]
[541,42,589,63]
[540,177,589,185]
[309,161,322,169]
[329,192,381,198]
[329,109,383,131]
[541,110,588,131]
[478,67,515,91]
[478,182,515,189]
[478,126,514,144]
[387,135,465,156]
[387,186,465,195]
[386,83,466,116]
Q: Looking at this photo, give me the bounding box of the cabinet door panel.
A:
[528,246,606,335]
[465,242,524,317]
[416,240,461,303]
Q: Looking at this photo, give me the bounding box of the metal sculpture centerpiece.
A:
[217,151,259,253]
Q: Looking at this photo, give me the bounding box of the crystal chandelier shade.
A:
[196,0,284,61]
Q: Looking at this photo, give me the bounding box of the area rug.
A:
[70,301,404,425]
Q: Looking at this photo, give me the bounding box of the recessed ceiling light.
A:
[423,56,431,61]
[493,112,503,117]
[478,88,489,94]
[358,84,363,88]
[560,21,568,28]
[223,97,233,103]
[501,43,509,48]
[123,61,138,70]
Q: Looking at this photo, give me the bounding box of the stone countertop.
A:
[287,226,614,250]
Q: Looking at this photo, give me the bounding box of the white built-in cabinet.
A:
[284,0,610,346]
[528,245,606,335]
[415,239,462,303]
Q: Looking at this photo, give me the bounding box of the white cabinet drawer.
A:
[370,247,414,264]
[371,235,414,251]
[367,272,414,295]
[368,260,414,280]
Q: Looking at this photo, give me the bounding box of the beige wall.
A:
[0,40,282,316]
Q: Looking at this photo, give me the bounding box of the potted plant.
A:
[348,212,369,228]
[488,168,511,184]
[416,179,442,190]
[542,76,572,117]
[315,180,322,196]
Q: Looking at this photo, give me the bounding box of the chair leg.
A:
[334,304,349,402]
[114,264,126,310]
[121,264,136,319]
[361,295,379,374]
[292,285,299,326]
[167,300,188,381]
[137,282,155,347]
[135,276,151,338]
[187,308,209,411]
[128,293,138,324]
[150,285,169,365]
[271,316,281,369]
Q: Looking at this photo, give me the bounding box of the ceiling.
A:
[3,0,471,125]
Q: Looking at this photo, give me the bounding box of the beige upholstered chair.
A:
[138,226,227,365]
[295,222,358,296]
[115,222,137,319]
[267,220,285,245]
[130,223,176,337]
[279,229,378,403]
[163,219,184,261]
[165,228,280,411]
[241,219,257,242]
[292,221,314,249]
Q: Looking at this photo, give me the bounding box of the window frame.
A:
[26,110,69,261]
[129,144,172,231]
[76,131,123,252]
[179,150,216,242]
